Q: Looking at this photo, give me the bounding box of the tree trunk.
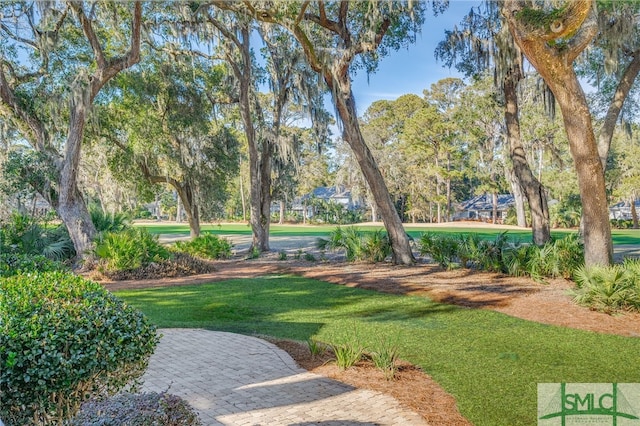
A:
[239,173,247,221]
[446,154,452,222]
[555,74,613,265]
[235,25,269,253]
[279,200,285,224]
[57,88,97,260]
[597,51,640,169]
[506,165,528,227]
[504,0,611,265]
[370,198,378,222]
[175,184,200,239]
[492,192,498,224]
[258,138,273,251]
[632,198,638,229]
[176,197,183,223]
[435,157,442,223]
[503,66,550,243]
[330,76,413,264]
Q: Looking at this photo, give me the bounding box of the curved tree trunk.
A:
[597,51,640,169]
[506,165,528,227]
[176,184,200,239]
[330,77,414,264]
[56,86,97,260]
[503,66,550,244]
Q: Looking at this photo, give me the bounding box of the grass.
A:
[135,221,639,247]
[115,276,640,426]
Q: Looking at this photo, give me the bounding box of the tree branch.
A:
[0,22,39,49]
[69,1,107,69]
[598,49,640,166]
[0,63,48,152]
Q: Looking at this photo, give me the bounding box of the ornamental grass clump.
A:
[0,272,159,425]
[331,342,363,369]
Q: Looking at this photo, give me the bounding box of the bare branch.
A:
[295,1,310,25]
[0,22,39,49]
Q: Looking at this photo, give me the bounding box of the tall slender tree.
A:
[436,1,551,243]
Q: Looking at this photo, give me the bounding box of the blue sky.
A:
[351,1,482,113]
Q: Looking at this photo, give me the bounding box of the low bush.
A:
[418,232,584,281]
[317,227,391,263]
[573,259,640,313]
[93,228,170,272]
[0,253,67,278]
[0,272,158,425]
[102,252,216,281]
[71,392,201,425]
[174,234,233,260]
[418,232,508,271]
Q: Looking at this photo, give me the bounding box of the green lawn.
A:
[137,221,639,246]
[115,275,640,426]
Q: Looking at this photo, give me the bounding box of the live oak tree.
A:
[0,1,142,260]
[95,53,240,238]
[211,1,445,264]
[503,0,613,266]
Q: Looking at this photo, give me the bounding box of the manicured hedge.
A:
[0,272,159,425]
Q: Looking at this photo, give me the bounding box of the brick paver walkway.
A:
[142,329,428,425]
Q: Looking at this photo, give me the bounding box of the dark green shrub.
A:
[317,227,391,263]
[0,253,67,278]
[0,272,158,425]
[72,392,201,425]
[174,234,233,260]
[94,228,170,272]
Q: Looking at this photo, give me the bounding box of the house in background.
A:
[609,199,640,220]
[290,186,361,219]
[453,193,515,223]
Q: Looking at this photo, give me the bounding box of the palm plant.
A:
[573,265,636,313]
[317,226,391,262]
[90,208,130,234]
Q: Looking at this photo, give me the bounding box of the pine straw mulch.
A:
[100,256,640,426]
